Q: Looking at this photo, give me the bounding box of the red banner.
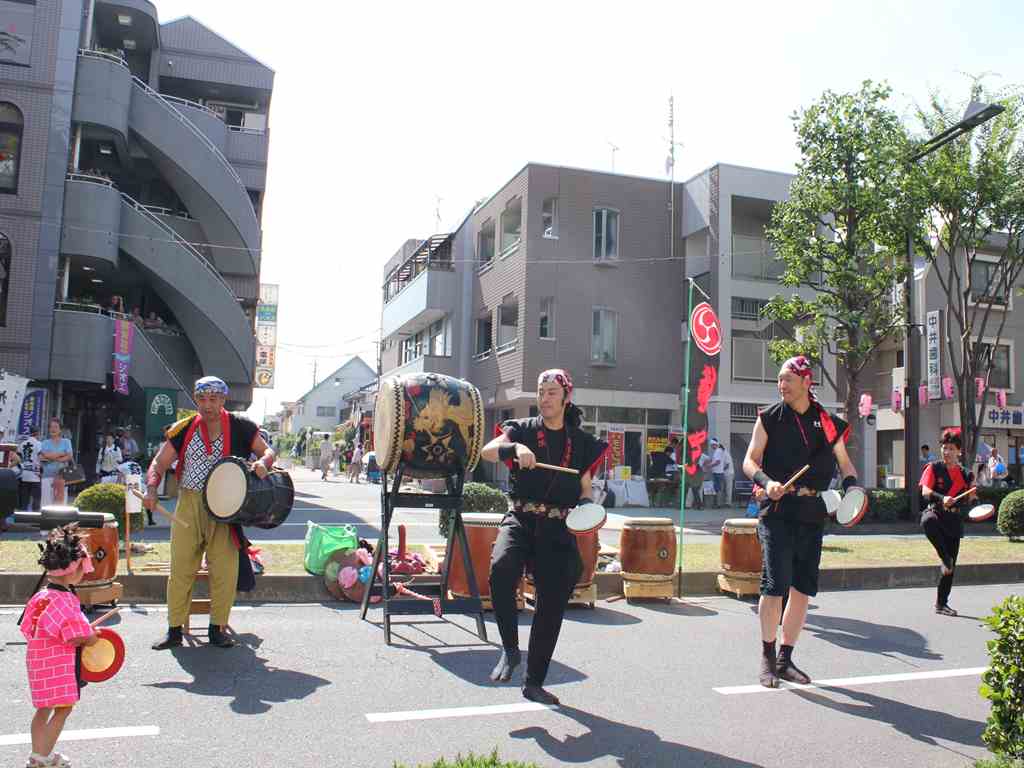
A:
[684,301,721,480]
[112,319,134,395]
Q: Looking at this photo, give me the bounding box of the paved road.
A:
[0,583,1009,767]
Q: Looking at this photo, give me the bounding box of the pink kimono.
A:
[21,587,93,708]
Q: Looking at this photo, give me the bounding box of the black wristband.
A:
[498,443,517,461]
[930,490,945,504]
[841,475,857,493]
[752,470,771,487]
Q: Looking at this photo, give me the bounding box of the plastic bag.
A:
[303,521,359,575]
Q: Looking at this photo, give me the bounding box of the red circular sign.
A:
[690,302,722,357]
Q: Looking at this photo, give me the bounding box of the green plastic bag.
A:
[303,521,359,575]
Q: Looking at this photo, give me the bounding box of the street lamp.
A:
[904,100,1005,519]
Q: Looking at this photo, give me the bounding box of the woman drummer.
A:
[919,430,976,617]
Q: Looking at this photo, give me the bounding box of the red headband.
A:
[538,369,573,399]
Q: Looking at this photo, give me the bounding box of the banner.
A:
[0,372,28,438]
[608,430,625,468]
[683,300,721,481]
[112,318,135,395]
[144,388,178,457]
[255,282,278,389]
[17,387,45,437]
[926,310,941,400]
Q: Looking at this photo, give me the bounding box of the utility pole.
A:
[608,142,620,172]
[312,359,318,389]
[667,94,683,267]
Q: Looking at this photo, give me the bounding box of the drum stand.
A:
[359,464,487,645]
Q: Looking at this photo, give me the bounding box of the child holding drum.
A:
[19,524,100,768]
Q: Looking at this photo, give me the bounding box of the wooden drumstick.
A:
[90,607,120,628]
[130,488,189,528]
[780,464,811,492]
[531,461,580,475]
[950,486,977,503]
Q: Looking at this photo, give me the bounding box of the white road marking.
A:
[0,725,160,747]
[366,702,555,722]
[714,666,988,695]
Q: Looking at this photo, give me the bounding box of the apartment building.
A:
[0,0,273,470]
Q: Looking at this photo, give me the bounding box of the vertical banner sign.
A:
[608,430,625,469]
[18,388,45,436]
[255,283,278,389]
[144,388,178,458]
[112,319,135,395]
[683,301,722,482]
[0,372,28,437]
[926,310,941,400]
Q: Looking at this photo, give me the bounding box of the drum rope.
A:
[393,580,442,617]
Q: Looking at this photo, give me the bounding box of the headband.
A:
[194,376,229,396]
[781,356,815,393]
[47,547,94,577]
[537,369,573,399]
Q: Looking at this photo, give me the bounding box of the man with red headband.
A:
[144,376,274,650]
[743,356,857,688]
[480,369,608,705]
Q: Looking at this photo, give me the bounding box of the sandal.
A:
[935,604,958,616]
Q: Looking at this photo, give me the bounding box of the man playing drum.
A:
[480,369,607,705]
[144,377,274,650]
[743,356,857,688]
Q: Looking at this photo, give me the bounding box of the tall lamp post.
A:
[904,100,1004,519]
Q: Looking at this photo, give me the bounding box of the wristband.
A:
[146,466,162,488]
[841,475,857,493]
[498,443,518,461]
[752,470,772,488]
[930,490,945,504]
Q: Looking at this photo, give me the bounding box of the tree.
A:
[912,83,1024,465]
[764,81,916,465]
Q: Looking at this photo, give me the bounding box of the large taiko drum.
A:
[447,512,503,599]
[79,512,119,587]
[374,373,484,478]
[620,518,676,583]
[524,528,600,594]
[203,457,294,529]
[720,518,762,580]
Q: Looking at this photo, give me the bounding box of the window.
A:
[401,330,424,364]
[0,233,9,326]
[975,341,1012,391]
[478,220,495,268]
[539,297,554,338]
[731,297,768,321]
[429,318,447,356]
[732,233,783,281]
[0,103,24,194]
[732,320,792,382]
[500,198,522,255]
[497,299,518,353]
[542,197,558,238]
[970,258,1010,305]
[730,402,762,423]
[591,308,618,364]
[529,406,539,418]
[475,313,493,357]
[602,406,642,424]
[316,406,337,418]
[593,208,619,261]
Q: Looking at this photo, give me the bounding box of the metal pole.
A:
[678,278,694,597]
[904,230,921,519]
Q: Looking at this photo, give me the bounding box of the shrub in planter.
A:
[996,490,1024,540]
[74,483,146,531]
[866,489,910,522]
[980,595,1024,759]
[438,482,508,538]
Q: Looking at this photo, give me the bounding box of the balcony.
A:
[73,50,132,138]
[732,235,785,281]
[382,235,457,338]
[383,355,457,379]
[226,126,270,164]
[61,175,121,267]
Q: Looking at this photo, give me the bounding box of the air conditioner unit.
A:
[885,476,905,489]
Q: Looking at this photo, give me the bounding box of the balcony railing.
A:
[382,233,456,304]
[732,235,785,281]
[140,204,193,220]
[227,125,266,135]
[79,48,129,69]
[496,338,517,355]
[160,93,223,119]
[66,172,115,187]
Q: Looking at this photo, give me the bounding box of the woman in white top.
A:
[96,433,123,482]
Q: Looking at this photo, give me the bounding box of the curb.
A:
[3,562,1022,605]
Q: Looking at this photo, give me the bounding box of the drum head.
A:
[821,489,842,517]
[835,487,868,527]
[204,458,249,520]
[968,503,995,522]
[566,503,607,534]
[81,628,125,683]
[373,377,404,474]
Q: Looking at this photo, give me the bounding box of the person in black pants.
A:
[919,430,975,616]
[480,369,607,706]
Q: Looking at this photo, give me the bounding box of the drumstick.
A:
[130,488,189,528]
[780,465,810,491]
[532,462,580,476]
[950,487,977,503]
[89,607,120,628]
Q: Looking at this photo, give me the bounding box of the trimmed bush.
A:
[393,750,542,768]
[75,483,146,531]
[996,490,1024,540]
[438,482,508,537]
[980,595,1024,759]
[866,489,912,522]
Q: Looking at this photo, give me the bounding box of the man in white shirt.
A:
[721,443,735,506]
[710,438,727,508]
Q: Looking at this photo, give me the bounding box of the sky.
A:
[150,0,1024,423]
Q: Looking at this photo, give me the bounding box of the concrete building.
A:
[285,357,377,436]
[0,1,273,472]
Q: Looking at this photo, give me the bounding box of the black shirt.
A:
[758,400,849,525]
[501,417,607,507]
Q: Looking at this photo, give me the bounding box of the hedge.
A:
[980,595,1024,759]
[74,483,146,531]
[438,482,508,538]
[996,490,1024,540]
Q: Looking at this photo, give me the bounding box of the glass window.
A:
[539,297,554,338]
[500,198,522,253]
[478,220,495,266]
[529,406,539,417]
[0,103,24,194]
[602,406,643,424]
[970,259,1009,304]
[429,319,446,356]
[316,406,336,417]
[579,405,598,423]
[646,409,671,426]
[593,208,619,261]
[498,301,518,350]
[0,232,9,326]
[976,342,1011,390]
[591,308,618,364]
[475,314,493,356]
[542,197,558,238]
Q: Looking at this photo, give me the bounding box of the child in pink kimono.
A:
[20,525,100,768]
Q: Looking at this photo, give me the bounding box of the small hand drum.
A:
[968,503,995,522]
[81,628,125,683]
[834,487,868,527]
[566,502,607,534]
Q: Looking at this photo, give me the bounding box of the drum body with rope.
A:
[79,512,119,587]
[620,518,676,599]
[447,512,503,600]
[203,457,294,529]
[373,373,484,478]
[80,627,125,683]
[717,518,762,597]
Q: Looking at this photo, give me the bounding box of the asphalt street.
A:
[0,582,1013,767]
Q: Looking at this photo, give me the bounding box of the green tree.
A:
[764,81,915,464]
[911,83,1024,465]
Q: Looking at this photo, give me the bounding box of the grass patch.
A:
[393,751,542,768]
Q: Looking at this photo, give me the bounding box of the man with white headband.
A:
[480,369,608,705]
[144,376,274,650]
[743,356,857,688]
